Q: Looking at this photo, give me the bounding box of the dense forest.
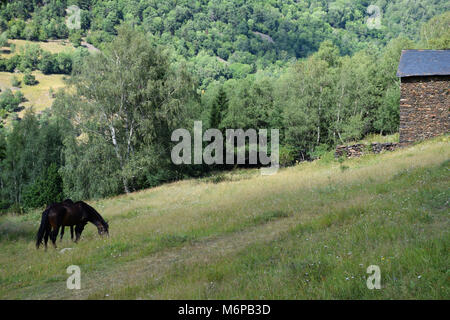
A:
[0,0,449,211]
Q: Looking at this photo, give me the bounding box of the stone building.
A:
[397,50,449,145]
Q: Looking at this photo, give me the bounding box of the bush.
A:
[22,163,64,209]
[309,144,332,160]
[10,76,21,87]
[18,44,42,71]
[279,145,296,167]
[0,54,20,72]
[0,89,23,112]
[38,51,57,74]
[23,71,38,85]
[69,31,83,47]
[0,31,8,48]
[55,52,72,74]
[0,108,7,119]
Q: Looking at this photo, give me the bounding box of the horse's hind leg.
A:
[70,226,74,241]
[51,226,60,248]
[44,227,50,251]
[60,226,65,241]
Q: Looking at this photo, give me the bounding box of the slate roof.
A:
[396,50,450,77]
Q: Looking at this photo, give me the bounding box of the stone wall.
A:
[399,75,449,145]
[335,143,399,158]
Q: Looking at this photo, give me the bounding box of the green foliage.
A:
[69,30,83,47]
[279,145,296,167]
[209,86,228,129]
[0,108,7,120]
[1,1,448,69]
[22,163,63,209]
[374,87,400,134]
[18,43,42,71]
[420,11,450,49]
[10,75,20,87]
[23,70,37,85]
[38,51,56,74]
[0,46,73,75]
[0,111,65,209]
[0,31,8,47]
[0,2,448,210]
[309,144,332,160]
[0,89,23,112]
[54,25,200,199]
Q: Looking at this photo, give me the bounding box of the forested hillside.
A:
[1,1,448,60]
[0,0,448,211]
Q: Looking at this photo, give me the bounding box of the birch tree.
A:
[57,25,198,196]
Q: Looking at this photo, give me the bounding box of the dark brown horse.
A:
[49,199,75,241]
[36,199,109,250]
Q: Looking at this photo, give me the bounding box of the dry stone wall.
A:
[335,143,399,158]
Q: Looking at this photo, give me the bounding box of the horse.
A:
[36,200,109,250]
[44,199,75,242]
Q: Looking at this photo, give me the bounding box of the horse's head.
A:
[97,220,109,237]
[78,201,109,237]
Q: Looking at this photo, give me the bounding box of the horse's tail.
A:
[36,207,50,249]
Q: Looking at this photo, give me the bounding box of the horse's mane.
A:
[77,201,108,227]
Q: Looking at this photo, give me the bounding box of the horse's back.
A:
[63,203,87,226]
[46,204,67,228]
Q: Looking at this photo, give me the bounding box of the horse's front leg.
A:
[74,224,84,243]
[70,226,74,241]
[60,226,65,241]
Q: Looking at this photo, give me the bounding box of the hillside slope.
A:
[0,136,448,299]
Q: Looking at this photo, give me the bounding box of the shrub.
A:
[279,145,296,167]
[0,31,8,48]
[0,108,7,119]
[55,52,73,74]
[0,89,23,112]
[309,143,331,160]
[22,163,64,209]
[10,76,21,87]
[69,31,83,47]
[38,51,57,74]
[0,54,20,72]
[23,71,38,85]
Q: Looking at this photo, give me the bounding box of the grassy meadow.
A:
[0,71,66,116]
[0,39,76,120]
[0,39,75,59]
[0,135,448,299]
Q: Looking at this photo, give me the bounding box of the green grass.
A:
[0,135,448,299]
[347,133,399,145]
